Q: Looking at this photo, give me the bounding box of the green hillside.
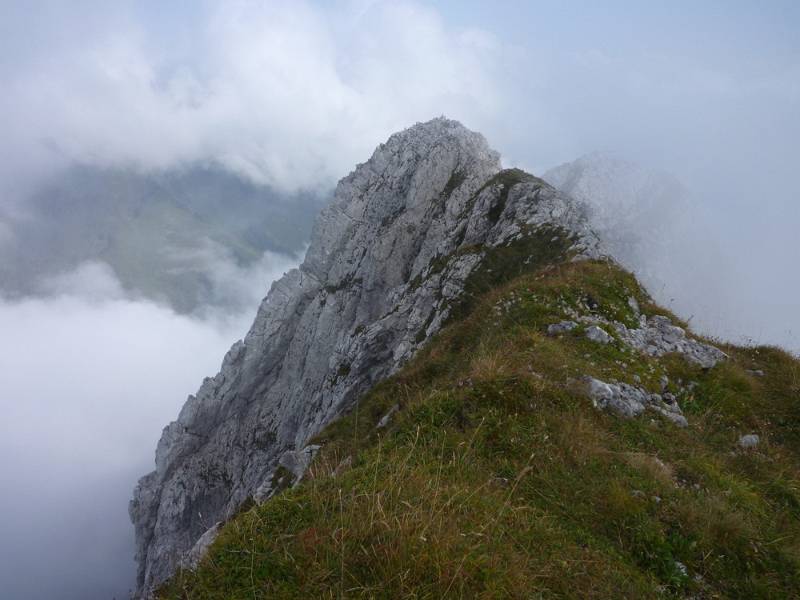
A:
[160,258,800,599]
[0,164,323,312]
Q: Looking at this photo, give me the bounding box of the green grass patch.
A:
[159,260,800,599]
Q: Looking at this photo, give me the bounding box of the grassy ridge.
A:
[160,260,800,598]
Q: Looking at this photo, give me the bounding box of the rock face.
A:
[179,522,221,571]
[130,118,602,596]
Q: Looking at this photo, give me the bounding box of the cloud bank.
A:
[0,0,501,196]
[0,253,298,600]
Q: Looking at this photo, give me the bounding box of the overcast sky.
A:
[0,1,797,189]
[0,2,798,598]
[1,1,797,350]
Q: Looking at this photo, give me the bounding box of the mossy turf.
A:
[159,261,800,599]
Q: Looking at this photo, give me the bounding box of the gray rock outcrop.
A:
[613,315,726,368]
[585,376,688,427]
[129,118,602,597]
[376,404,400,429]
[585,325,612,344]
[278,444,321,483]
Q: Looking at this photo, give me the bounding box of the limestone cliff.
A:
[130,118,601,596]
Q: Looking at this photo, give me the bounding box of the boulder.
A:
[585,325,612,344]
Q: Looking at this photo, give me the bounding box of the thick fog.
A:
[0,253,298,600]
[0,0,501,197]
[0,1,798,598]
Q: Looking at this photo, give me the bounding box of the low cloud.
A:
[158,241,308,319]
[38,261,128,302]
[0,0,501,197]
[0,253,298,600]
[0,219,14,246]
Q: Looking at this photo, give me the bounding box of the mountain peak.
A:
[131,121,599,596]
[381,116,497,156]
[357,116,501,196]
[302,117,501,280]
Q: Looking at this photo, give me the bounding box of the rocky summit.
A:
[130,118,601,596]
[134,119,800,600]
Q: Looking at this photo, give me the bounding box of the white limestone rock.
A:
[585,376,688,427]
[613,315,726,369]
[279,445,321,484]
[585,325,612,344]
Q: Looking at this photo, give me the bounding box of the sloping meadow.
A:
[160,260,800,598]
